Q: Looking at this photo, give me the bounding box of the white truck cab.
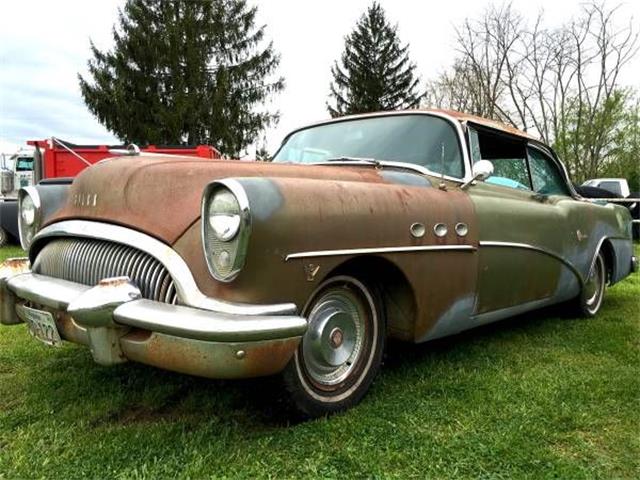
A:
[582,178,631,198]
[1,149,35,200]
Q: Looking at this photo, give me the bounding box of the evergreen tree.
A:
[79,0,284,157]
[328,2,422,118]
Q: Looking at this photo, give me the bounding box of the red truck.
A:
[0,138,220,246]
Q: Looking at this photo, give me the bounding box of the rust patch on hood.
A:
[46,156,405,244]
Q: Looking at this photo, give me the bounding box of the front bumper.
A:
[0,258,307,379]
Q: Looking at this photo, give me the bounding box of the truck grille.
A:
[32,238,178,304]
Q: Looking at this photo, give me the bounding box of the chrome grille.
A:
[33,238,178,304]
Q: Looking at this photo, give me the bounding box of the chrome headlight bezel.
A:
[201,179,252,282]
[18,186,42,250]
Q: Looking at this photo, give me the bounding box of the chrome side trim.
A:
[479,241,585,286]
[285,244,476,261]
[32,220,297,316]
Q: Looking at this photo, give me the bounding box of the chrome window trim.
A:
[285,244,476,261]
[31,220,297,316]
[273,111,473,183]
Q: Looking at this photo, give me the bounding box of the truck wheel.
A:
[0,227,8,247]
[573,252,607,317]
[282,275,386,418]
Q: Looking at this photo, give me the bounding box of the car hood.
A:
[46,156,418,244]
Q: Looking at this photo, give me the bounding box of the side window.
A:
[490,158,531,190]
[527,147,570,196]
[468,126,532,191]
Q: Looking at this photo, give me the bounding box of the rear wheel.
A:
[574,252,607,317]
[282,275,385,418]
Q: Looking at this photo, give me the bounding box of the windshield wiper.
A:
[324,156,382,167]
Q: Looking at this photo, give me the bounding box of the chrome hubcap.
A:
[303,290,365,385]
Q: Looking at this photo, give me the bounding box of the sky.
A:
[1,0,639,156]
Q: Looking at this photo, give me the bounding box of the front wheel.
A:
[573,252,607,317]
[282,275,385,418]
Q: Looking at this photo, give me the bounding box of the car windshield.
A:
[273,114,464,178]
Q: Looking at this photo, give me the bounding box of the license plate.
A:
[20,306,63,347]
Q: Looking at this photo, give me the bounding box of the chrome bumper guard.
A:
[1,258,307,379]
[632,255,638,273]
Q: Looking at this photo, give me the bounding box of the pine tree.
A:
[328,2,422,118]
[79,0,284,157]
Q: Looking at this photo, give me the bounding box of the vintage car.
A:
[0,110,636,418]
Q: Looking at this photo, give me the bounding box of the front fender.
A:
[173,175,479,341]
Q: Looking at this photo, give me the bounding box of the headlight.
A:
[18,187,42,250]
[208,189,241,241]
[21,195,36,226]
[201,180,251,282]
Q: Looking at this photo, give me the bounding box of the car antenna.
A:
[439,142,447,191]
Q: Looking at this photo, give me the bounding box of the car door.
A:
[466,127,573,317]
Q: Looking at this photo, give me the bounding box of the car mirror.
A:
[461,160,494,190]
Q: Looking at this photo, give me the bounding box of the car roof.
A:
[422,109,540,141]
[292,108,541,142]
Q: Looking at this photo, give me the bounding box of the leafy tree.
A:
[327,2,422,118]
[425,2,638,183]
[554,89,638,184]
[79,0,284,157]
[595,95,640,191]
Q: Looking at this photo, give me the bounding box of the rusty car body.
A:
[1,109,636,417]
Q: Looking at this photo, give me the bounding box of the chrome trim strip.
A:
[32,220,297,316]
[479,241,585,285]
[285,244,476,261]
[585,198,640,203]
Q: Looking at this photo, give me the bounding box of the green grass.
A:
[1,245,638,479]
